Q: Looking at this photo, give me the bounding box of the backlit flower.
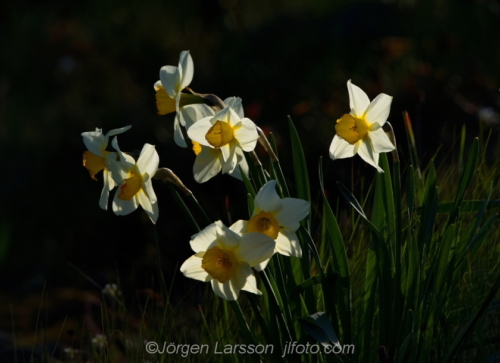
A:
[187,104,258,178]
[156,50,194,147]
[180,221,275,301]
[180,98,250,183]
[82,126,131,210]
[229,180,310,270]
[329,80,395,172]
[111,138,159,224]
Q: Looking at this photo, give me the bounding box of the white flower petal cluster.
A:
[111,138,160,224]
[155,51,194,147]
[187,103,258,182]
[81,126,131,210]
[329,80,395,172]
[180,221,275,301]
[230,180,310,270]
[179,97,251,183]
[81,126,160,223]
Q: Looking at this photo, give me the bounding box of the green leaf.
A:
[443,271,500,363]
[447,138,479,224]
[288,116,311,226]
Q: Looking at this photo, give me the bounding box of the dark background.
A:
[1,0,500,326]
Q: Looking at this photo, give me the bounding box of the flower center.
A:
[83,151,107,180]
[192,141,202,156]
[202,246,237,283]
[154,85,176,115]
[205,120,234,148]
[247,211,280,239]
[335,114,370,145]
[118,172,142,201]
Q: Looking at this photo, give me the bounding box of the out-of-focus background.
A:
[1,0,500,351]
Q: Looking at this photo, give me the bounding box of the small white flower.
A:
[187,104,258,179]
[180,221,275,301]
[111,138,159,224]
[329,80,395,172]
[81,126,131,210]
[180,98,250,183]
[156,50,194,147]
[230,180,310,270]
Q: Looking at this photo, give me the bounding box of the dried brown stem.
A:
[153,168,192,196]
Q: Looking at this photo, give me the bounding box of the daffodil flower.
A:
[156,50,194,148]
[187,104,258,178]
[180,98,250,183]
[111,138,159,224]
[229,180,310,270]
[329,80,395,172]
[180,220,275,301]
[82,126,131,210]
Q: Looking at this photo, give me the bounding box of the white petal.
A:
[178,51,194,90]
[216,220,241,249]
[173,114,188,148]
[99,178,111,211]
[329,135,357,160]
[220,143,237,174]
[190,222,218,253]
[159,65,180,99]
[276,228,302,258]
[105,125,132,138]
[136,144,159,177]
[82,131,106,156]
[180,254,210,282]
[137,189,158,224]
[142,174,157,204]
[111,137,135,170]
[364,93,392,126]
[186,116,215,147]
[213,107,232,124]
[229,220,247,235]
[275,198,310,231]
[153,80,162,90]
[254,180,282,214]
[233,118,259,152]
[224,97,244,119]
[369,128,395,154]
[228,148,249,180]
[181,104,215,130]
[357,139,383,172]
[348,80,370,117]
[193,147,222,183]
[254,257,270,272]
[211,279,239,301]
[238,232,275,267]
[104,152,123,185]
[240,272,261,295]
[112,190,139,216]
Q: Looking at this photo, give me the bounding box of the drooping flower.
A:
[229,180,310,270]
[186,104,258,178]
[180,221,275,300]
[82,126,131,210]
[329,80,395,172]
[179,97,250,183]
[156,50,194,147]
[111,138,159,224]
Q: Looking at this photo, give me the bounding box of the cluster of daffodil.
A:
[82,50,395,301]
[82,126,159,224]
